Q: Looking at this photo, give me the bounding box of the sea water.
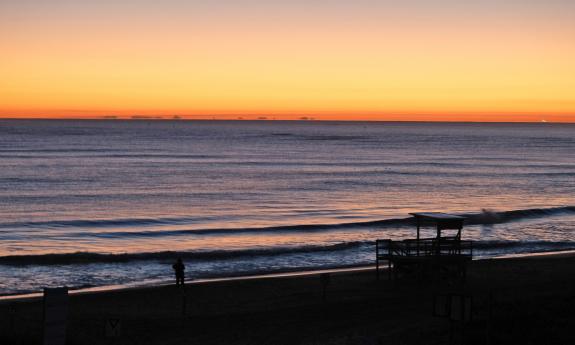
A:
[1,120,574,295]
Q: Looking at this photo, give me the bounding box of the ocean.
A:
[1,120,574,295]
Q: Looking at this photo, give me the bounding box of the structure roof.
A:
[409,212,466,221]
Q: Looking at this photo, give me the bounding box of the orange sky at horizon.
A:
[1,1,574,122]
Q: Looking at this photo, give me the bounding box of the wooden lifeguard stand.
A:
[376,212,472,281]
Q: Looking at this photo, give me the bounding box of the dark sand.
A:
[1,253,575,344]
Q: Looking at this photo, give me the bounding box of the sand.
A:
[1,253,575,344]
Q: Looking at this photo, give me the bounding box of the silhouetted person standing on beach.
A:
[172,258,185,287]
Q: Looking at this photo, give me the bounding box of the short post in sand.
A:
[43,287,69,345]
[485,290,494,345]
[8,304,16,339]
[181,287,187,316]
[105,318,122,339]
[320,273,331,302]
[433,293,473,345]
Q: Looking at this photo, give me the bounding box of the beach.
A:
[2,252,574,345]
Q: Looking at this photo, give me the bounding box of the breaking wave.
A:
[0,241,370,266]
[1,206,573,237]
[2,239,575,266]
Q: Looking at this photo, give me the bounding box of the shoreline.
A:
[3,248,575,303]
[2,249,574,344]
[0,265,375,303]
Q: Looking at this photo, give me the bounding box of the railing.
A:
[375,237,473,280]
[376,237,473,259]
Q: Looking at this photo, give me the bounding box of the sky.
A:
[1,0,575,121]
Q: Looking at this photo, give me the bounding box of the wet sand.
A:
[1,253,575,344]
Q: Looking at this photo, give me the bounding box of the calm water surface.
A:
[1,120,574,294]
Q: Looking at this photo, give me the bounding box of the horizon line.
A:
[0,117,572,124]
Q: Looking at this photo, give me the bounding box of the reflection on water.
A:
[1,120,574,294]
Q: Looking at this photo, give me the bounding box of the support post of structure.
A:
[416,218,420,256]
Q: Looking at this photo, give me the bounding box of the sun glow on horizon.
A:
[1,1,575,122]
